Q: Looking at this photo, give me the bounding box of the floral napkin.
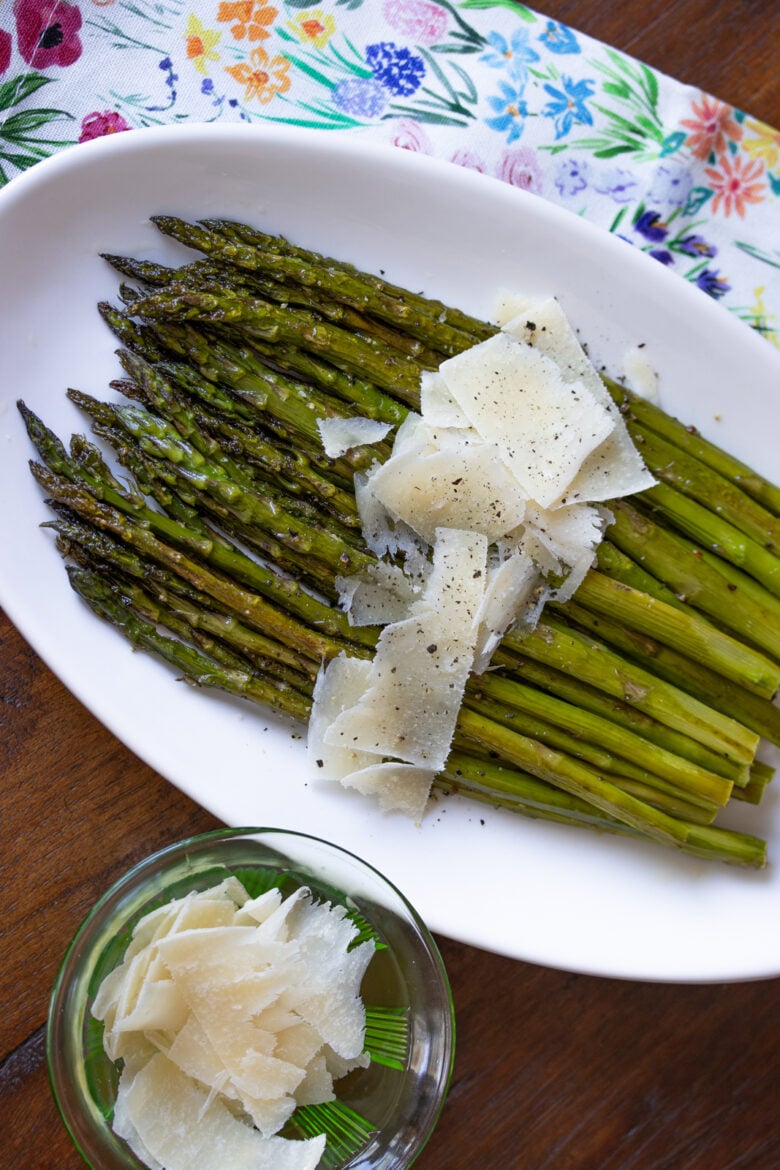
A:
[1,0,778,345]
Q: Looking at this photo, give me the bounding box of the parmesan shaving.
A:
[519,501,613,603]
[338,761,436,822]
[324,529,486,772]
[623,344,660,402]
[367,435,527,544]
[93,879,374,1170]
[419,370,470,428]
[316,415,392,458]
[335,561,427,627]
[500,298,656,503]
[472,550,541,673]
[437,331,615,508]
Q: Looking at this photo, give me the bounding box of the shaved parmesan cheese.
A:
[335,561,427,627]
[310,292,653,823]
[500,299,656,504]
[623,344,660,401]
[438,332,615,508]
[472,550,542,673]
[367,436,527,544]
[93,878,374,1170]
[307,655,376,780]
[520,501,612,603]
[353,470,425,563]
[316,416,392,458]
[339,761,435,822]
[324,529,486,772]
[419,370,469,427]
[115,1052,326,1170]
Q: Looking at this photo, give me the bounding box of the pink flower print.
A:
[79,109,131,142]
[0,29,11,75]
[383,0,447,46]
[389,118,432,153]
[450,148,488,173]
[14,0,83,68]
[496,146,543,194]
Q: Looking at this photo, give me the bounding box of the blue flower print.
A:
[333,78,387,119]
[486,81,528,144]
[200,76,224,111]
[696,269,730,299]
[647,163,693,209]
[676,234,717,258]
[649,249,674,265]
[593,167,638,204]
[539,20,580,55]
[366,42,425,98]
[480,28,539,84]
[542,76,594,139]
[554,156,590,197]
[634,210,668,242]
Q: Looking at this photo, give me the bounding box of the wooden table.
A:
[2,3,779,1166]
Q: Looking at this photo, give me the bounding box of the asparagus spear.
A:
[60,532,316,693]
[471,671,732,807]
[151,215,488,356]
[127,283,429,403]
[640,481,780,598]
[202,218,496,340]
[627,421,780,551]
[492,646,749,785]
[570,569,780,698]
[442,753,766,867]
[67,566,312,721]
[112,350,362,527]
[606,377,780,517]
[502,616,759,766]
[608,498,780,661]
[19,407,372,651]
[557,598,780,748]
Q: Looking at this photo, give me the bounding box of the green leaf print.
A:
[0,74,76,187]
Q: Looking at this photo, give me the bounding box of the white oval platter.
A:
[1,124,779,982]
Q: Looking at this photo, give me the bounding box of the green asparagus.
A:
[16,214,780,869]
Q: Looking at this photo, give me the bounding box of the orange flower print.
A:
[705,154,765,218]
[225,46,290,104]
[742,117,780,170]
[286,7,336,48]
[680,94,742,161]
[185,14,221,74]
[217,2,277,42]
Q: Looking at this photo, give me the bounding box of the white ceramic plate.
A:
[1,125,779,983]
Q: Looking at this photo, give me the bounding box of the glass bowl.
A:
[47,827,455,1170]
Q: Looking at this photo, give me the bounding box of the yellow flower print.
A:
[217,2,277,43]
[745,287,779,349]
[185,14,221,74]
[225,46,291,104]
[286,7,336,49]
[742,117,780,170]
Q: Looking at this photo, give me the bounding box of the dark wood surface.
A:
[2,4,779,1167]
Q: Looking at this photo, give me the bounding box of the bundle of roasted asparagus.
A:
[19,215,780,867]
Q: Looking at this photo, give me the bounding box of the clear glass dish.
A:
[47,827,455,1170]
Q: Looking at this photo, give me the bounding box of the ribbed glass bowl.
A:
[47,827,455,1170]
